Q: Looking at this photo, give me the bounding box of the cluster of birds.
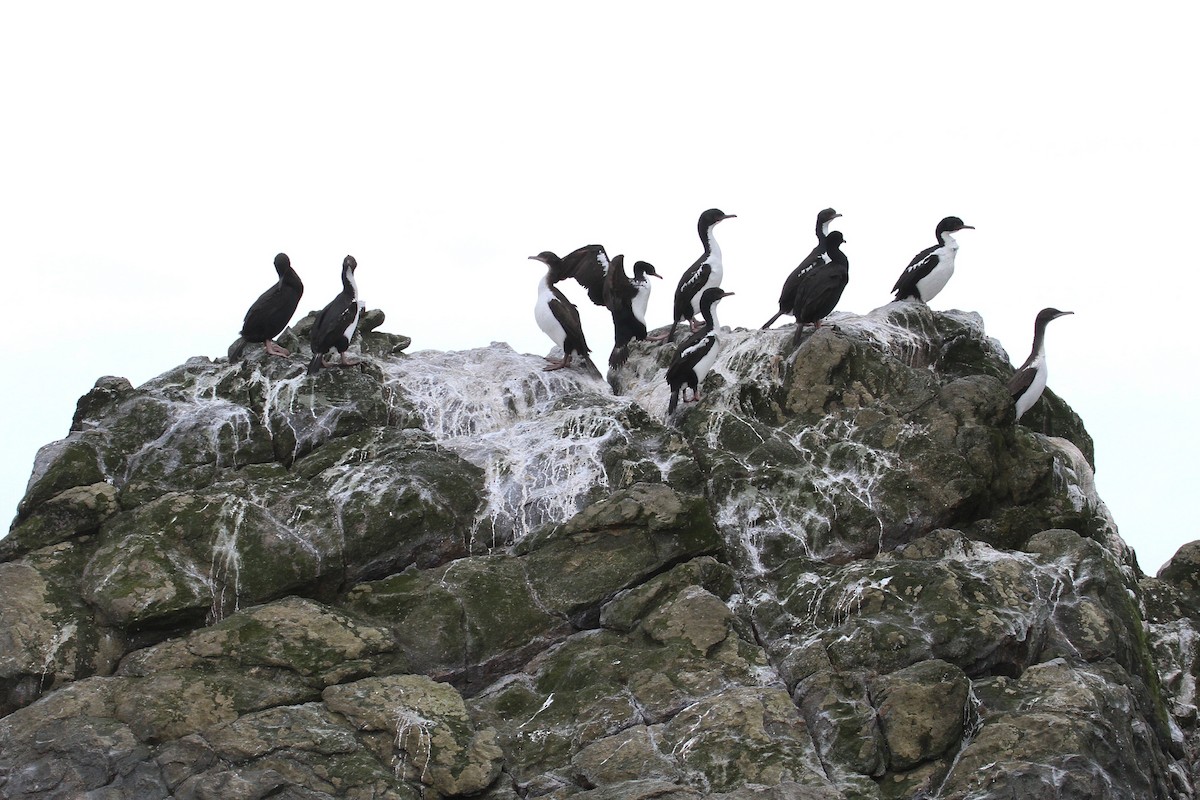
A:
[228,207,1071,422]
[527,208,1071,421]
[228,253,363,376]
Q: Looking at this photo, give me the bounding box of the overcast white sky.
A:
[2,3,1197,574]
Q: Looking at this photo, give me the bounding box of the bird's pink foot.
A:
[264,340,291,357]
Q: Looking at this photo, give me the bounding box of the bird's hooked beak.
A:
[720,214,738,222]
[1058,310,1074,318]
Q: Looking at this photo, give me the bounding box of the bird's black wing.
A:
[777,247,825,309]
[673,262,712,319]
[891,245,938,298]
[667,327,709,377]
[240,282,286,339]
[604,255,643,349]
[310,295,358,352]
[1006,365,1038,400]
[604,255,637,307]
[241,276,302,342]
[549,286,590,356]
[562,244,608,306]
[795,266,849,324]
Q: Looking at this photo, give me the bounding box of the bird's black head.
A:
[1037,307,1073,325]
[530,251,573,282]
[343,255,357,272]
[274,253,290,270]
[817,208,842,225]
[826,231,846,248]
[698,208,736,233]
[528,251,561,267]
[633,261,661,279]
[700,287,735,307]
[936,216,975,236]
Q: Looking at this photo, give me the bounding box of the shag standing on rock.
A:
[1008,307,1073,421]
[762,207,841,329]
[891,216,974,303]
[667,287,734,414]
[308,256,363,375]
[662,208,736,342]
[229,253,304,360]
[561,244,611,307]
[529,251,597,372]
[791,231,849,345]
[604,254,662,368]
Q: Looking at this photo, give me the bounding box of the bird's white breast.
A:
[534,278,566,347]
[632,280,652,324]
[690,260,723,316]
[915,243,957,302]
[691,331,723,383]
[342,272,363,342]
[1015,356,1048,420]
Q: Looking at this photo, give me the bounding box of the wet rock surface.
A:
[0,304,1193,798]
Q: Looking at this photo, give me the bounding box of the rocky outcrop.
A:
[0,303,1194,799]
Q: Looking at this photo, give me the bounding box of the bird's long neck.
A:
[703,225,722,262]
[342,267,359,302]
[1028,319,1051,362]
[544,256,568,284]
[700,300,721,330]
[939,231,959,250]
[280,263,302,291]
[818,218,832,241]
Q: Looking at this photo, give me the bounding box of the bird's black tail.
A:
[761,312,782,330]
[609,344,630,369]
[228,337,249,361]
[307,353,325,376]
[580,356,603,381]
[668,387,680,415]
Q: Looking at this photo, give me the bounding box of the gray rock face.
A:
[0,305,1193,799]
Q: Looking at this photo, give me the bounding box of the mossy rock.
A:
[342,555,569,692]
[752,555,1054,678]
[16,437,107,520]
[312,429,485,582]
[519,484,722,627]
[871,659,970,771]
[793,669,886,777]
[936,660,1172,800]
[600,556,735,633]
[119,597,395,687]
[323,674,503,796]
[3,482,119,558]
[82,480,342,631]
[111,668,315,744]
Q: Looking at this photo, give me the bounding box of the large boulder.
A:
[0,308,1190,798]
